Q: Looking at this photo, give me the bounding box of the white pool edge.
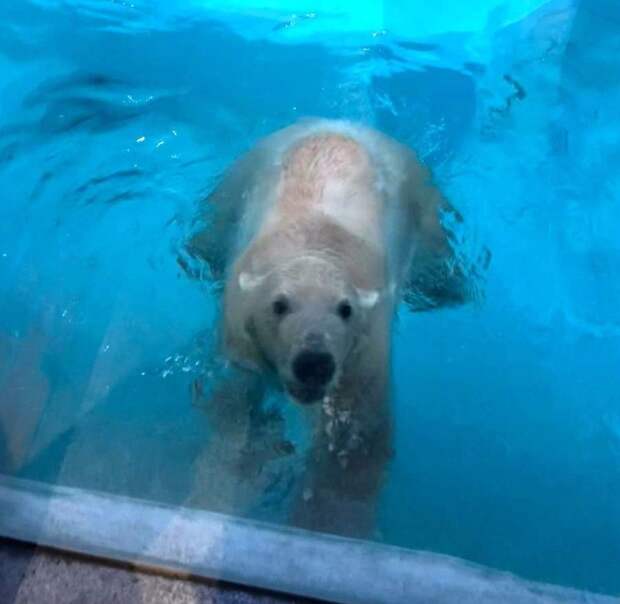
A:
[0,475,616,604]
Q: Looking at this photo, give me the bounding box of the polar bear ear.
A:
[238,271,266,292]
[356,288,380,309]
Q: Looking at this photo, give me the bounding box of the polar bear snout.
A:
[286,332,337,404]
[292,350,336,388]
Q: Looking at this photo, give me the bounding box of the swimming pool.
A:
[1,0,619,601]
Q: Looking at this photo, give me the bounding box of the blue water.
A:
[1,0,619,596]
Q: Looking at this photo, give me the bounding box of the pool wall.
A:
[1,476,617,604]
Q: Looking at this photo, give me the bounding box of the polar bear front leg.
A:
[189,364,272,512]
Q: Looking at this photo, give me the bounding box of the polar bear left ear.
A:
[356,288,380,309]
[239,271,266,292]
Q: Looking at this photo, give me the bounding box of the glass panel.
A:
[1,0,618,599]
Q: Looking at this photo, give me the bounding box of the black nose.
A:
[292,351,335,386]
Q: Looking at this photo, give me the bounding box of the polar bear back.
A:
[242,119,436,286]
[263,133,383,252]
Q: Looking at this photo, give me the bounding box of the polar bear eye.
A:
[337,300,353,321]
[272,295,290,317]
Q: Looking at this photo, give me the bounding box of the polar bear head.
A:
[226,255,380,404]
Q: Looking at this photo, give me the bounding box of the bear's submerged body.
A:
[187,119,471,537]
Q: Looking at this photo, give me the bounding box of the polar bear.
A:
[186,119,471,536]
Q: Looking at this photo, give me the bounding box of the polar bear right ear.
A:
[357,288,380,309]
[238,271,266,291]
